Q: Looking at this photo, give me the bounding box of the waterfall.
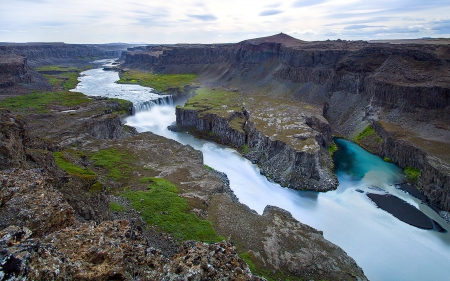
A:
[132,95,173,114]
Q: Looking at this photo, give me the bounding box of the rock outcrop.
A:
[175,103,337,191]
[0,55,32,89]
[122,33,450,211]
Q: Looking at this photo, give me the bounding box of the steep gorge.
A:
[121,33,450,212]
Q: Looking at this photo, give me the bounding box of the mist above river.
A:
[74,62,450,281]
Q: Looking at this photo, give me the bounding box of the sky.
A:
[1,0,449,44]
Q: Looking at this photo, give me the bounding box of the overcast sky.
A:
[1,0,449,44]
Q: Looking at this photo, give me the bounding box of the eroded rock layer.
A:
[122,33,450,211]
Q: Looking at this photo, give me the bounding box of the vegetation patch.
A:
[404,166,420,183]
[35,65,86,72]
[328,143,338,155]
[89,181,103,194]
[239,250,302,281]
[37,65,91,90]
[0,91,92,113]
[53,151,96,180]
[109,201,126,212]
[241,144,250,154]
[117,70,197,92]
[204,165,215,172]
[383,157,392,163]
[182,87,241,118]
[122,177,223,242]
[90,148,135,181]
[355,125,380,142]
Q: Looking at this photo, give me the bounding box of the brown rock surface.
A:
[208,194,367,280]
[0,169,75,237]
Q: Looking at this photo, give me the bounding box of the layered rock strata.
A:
[0,55,32,88]
[122,33,450,211]
[174,97,337,191]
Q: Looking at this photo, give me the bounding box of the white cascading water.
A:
[73,60,450,281]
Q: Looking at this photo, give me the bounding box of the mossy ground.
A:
[109,201,126,212]
[122,177,223,242]
[182,87,241,118]
[36,65,92,90]
[117,70,197,92]
[90,148,135,181]
[355,125,382,143]
[0,91,92,113]
[53,151,96,180]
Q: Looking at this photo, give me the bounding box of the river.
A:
[73,60,450,281]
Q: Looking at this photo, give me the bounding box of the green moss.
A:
[90,148,135,181]
[89,181,103,194]
[404,166,420,183]
[0,91,92,113]
[238,251,303,281]
[53,151,96,180]
[37,65,91,90]
[239,252,256,273]
[122,177,223,242]
[328,143,338,155]
[139,176,154,183]
[36,65,81,72]
[355,126,375,142]
[109,201,126,212]
[240,144,250,154]
[182,88,241,117]
[204,165,215,172]
[383,157,392,163]
[117,70,197,92]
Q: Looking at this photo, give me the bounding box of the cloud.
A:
[343,24,385,30]
[265,2,281,8]
[259,9,283,16]
[292,0,327,8]
[340,26,422,37]
[187,14,217,21]
[430,19,450,34]
[39,21,66,27]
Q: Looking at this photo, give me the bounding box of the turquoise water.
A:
[74,61,450,281]
[333,138,404,185]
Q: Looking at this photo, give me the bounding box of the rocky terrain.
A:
[122,33,450,212]
[0,43,133,99]
[173,90,337,191]
[0,86,367,280]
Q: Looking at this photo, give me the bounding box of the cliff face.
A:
[122,33,450,212]
[0,55,33,91]
[174,98,337,192]
[0,43,128,66]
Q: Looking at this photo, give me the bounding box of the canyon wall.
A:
[0,43,129,66]
[122,33,450,211]
[174,103,337,192]
[0,55,32,88]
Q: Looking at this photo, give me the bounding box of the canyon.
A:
[122,33,450,213]
[1,33,450,280]
[0,41,368,280]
